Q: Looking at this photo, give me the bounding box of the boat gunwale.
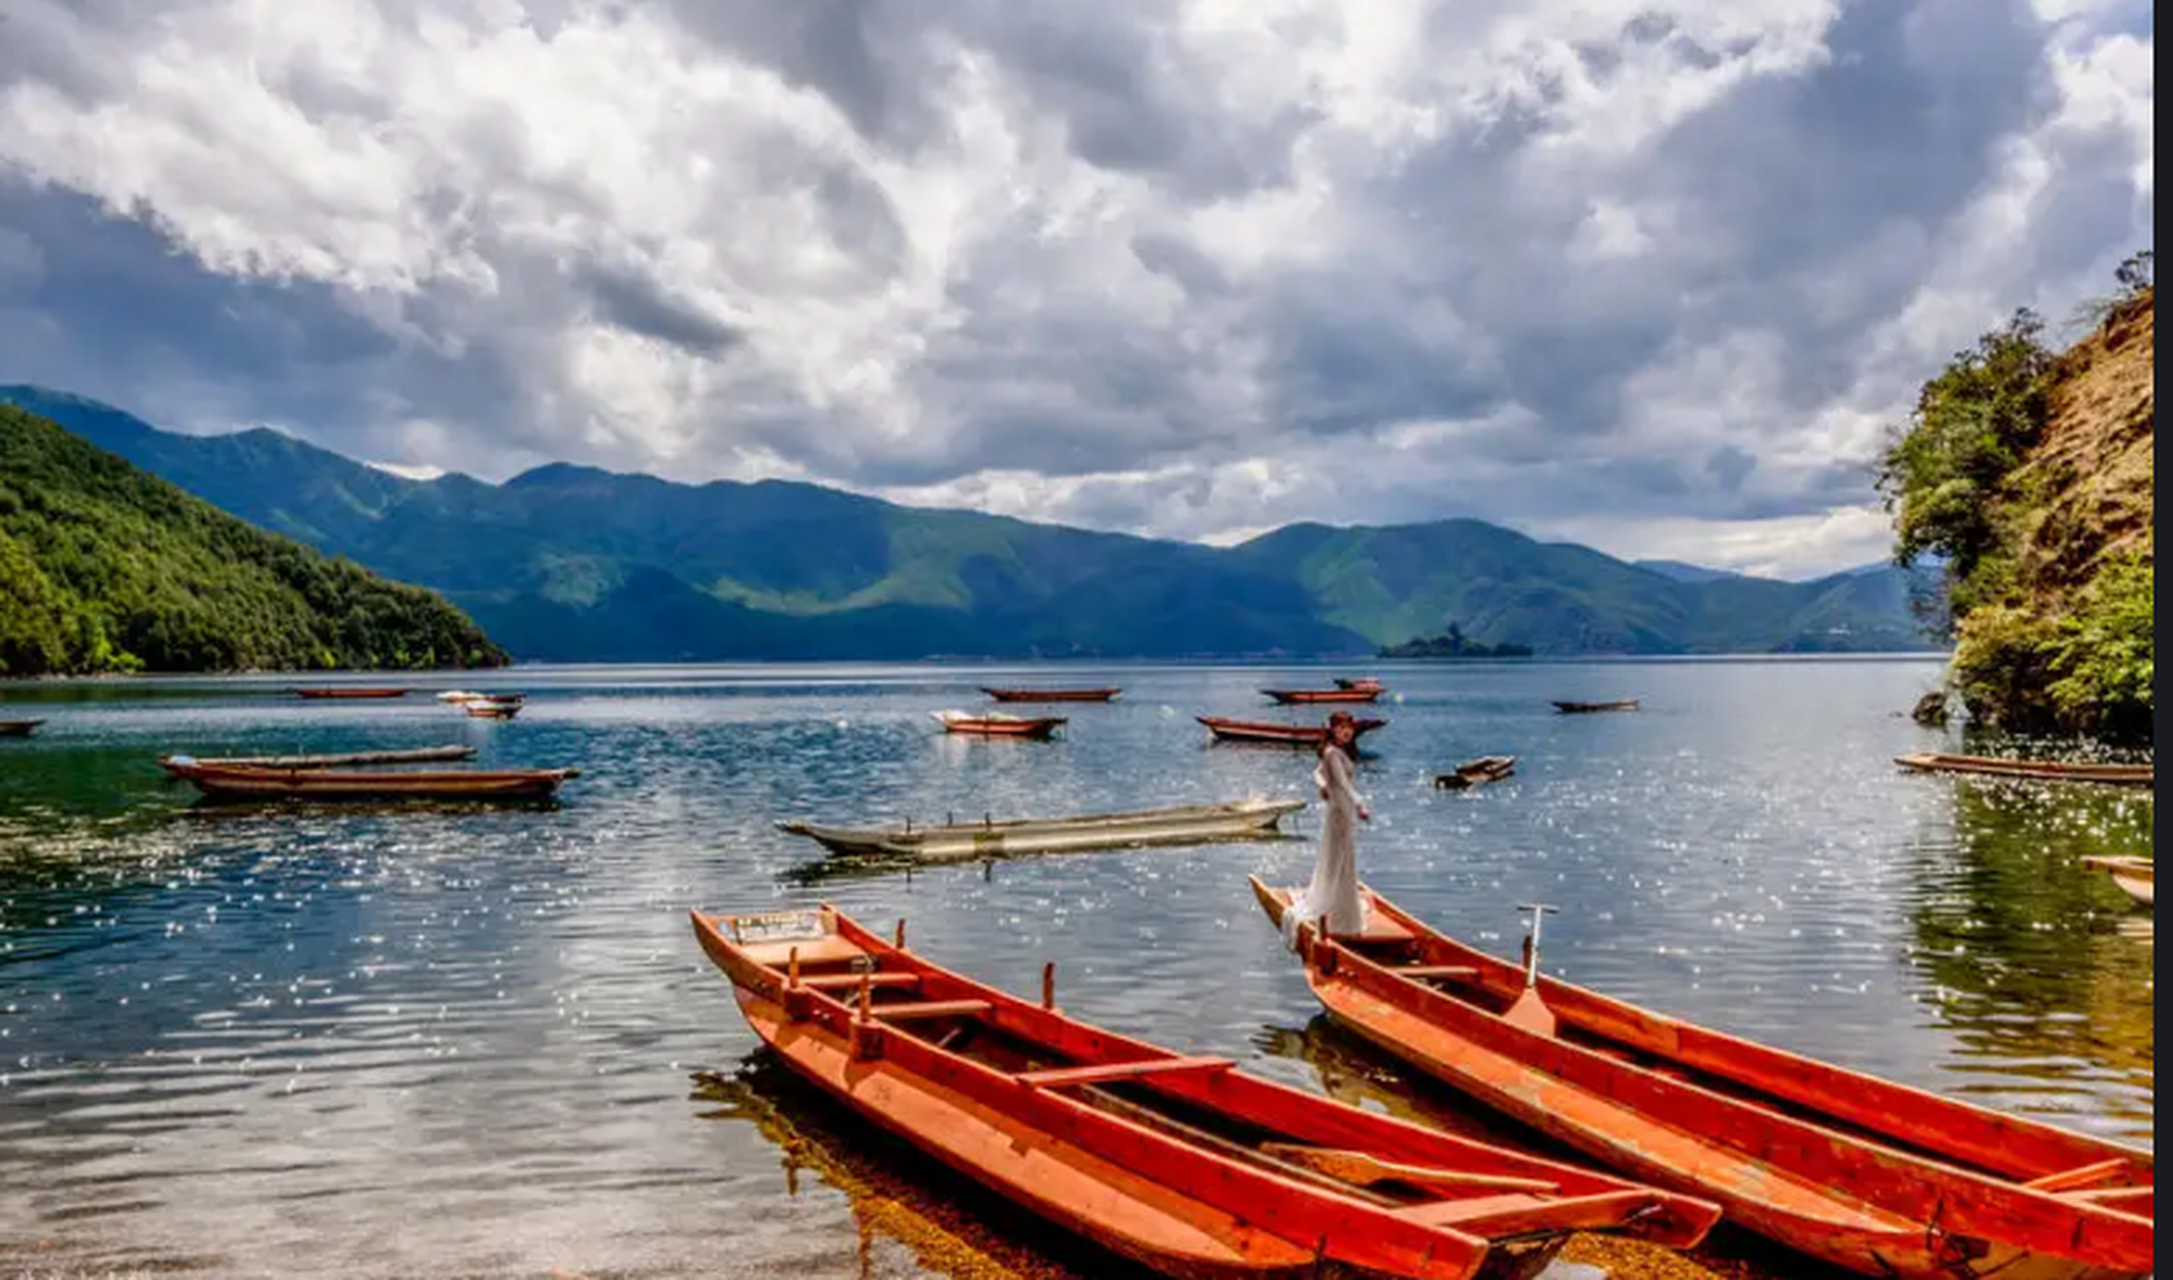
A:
[691,907,1718,1275]
[1250,879,2154,1274]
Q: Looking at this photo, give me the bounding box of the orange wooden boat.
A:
[1199,716,1386,747]
[1250,880,2154,1280]
[932,711,1066,739]
[691,905,1719,1279]
[161,758,578,802]
[1263,688,1384,705]
[981,687,1122,703]
[292,686,410,699]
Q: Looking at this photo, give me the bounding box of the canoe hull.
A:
[165,762,577,802]
[936,714,1067,738]
[1263,689,1384,705]
[981,688,1122,703]
[293,688,409,699]
[1249,881,2154,1280]
[1551,700,1638,714]
[690,907,1719,1280]
[160,745,477,771]
[2081,857,2155,907]
[780,799,1307,861]
[1199,717,1387,746]
[1897,753,2153,788]
[0,719,43,738]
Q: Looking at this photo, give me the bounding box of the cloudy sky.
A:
[0,0,2152,578]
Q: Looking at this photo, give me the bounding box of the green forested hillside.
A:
[0,404,507,675]
[0,386,1940,661]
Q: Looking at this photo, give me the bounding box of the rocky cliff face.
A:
[1953,287,2154,739]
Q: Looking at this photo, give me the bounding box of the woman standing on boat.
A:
[1283,710,1370,949]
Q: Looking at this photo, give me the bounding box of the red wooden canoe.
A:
[1199,716,1386,746]
[292,687,409,700]
[1263,688,1384,705]
[1334,677,1385,691]
[981,687,1122,703]
[1250,879,2155,1280]
[691,905,1718,1280]
[162,759,578,802]
[932,711,1066,738]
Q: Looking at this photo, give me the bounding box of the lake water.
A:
[0,659,2154,1279]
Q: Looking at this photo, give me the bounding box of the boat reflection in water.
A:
[692,1055,1137,1280]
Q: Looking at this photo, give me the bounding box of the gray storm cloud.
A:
[0,0,2153,577]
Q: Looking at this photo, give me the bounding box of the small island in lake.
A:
[1378,622,1533,660]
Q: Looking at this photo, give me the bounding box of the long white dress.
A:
[1282,744,1368,950]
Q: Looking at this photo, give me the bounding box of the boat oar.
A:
[1504,902,1560,1037]
[1259,1145,1559,1194]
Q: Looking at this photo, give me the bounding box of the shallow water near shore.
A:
[0,658,2153,1279]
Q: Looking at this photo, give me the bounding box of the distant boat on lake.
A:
[1551,699,1639,714]
[161,759,578,803]
[0,719,44,738]
[932,710,1066,739]
[293,687,409,700]
[1896,752,2153,788]
[1199,716,1386,747]
[981,686,1122,703]
[777,798,1306,862]
[1262,687,1383,705]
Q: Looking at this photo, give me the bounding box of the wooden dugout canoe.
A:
[933,711,1067,738]
[1198,716,1387,747]
[158,745,478,771]
[1263,688,1385,705]
[690,905,1719,1280]
[776,798,1307,862]
[981,687,1122,703]
[291,687,409,699]
[1433,757,1517,790]
[161,759,578,802]
[463,699,523,720]
[1250,879,2154,1280]
[0,719,44,738]
[2080,857,2154,908]
[1896,753,2153,788]
[1551,699,1639,714]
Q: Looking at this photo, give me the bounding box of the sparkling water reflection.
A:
[0,660,2152,1278]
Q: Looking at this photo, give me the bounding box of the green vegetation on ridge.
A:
[0,404,507,675]
[1879,254,2154,740]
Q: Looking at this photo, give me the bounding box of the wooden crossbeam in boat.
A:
[2066,1186,2152,1208]
[1398,1189,1655,1233]
[2024,1158,2133,1193]
[799,972,922,992]
[1014,1056,1235,1089]
[869,999,992,1021]
[1258,1145,1557,1194]
[1387,965,1481,981]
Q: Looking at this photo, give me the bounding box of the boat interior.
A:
[713,909,1706,1246]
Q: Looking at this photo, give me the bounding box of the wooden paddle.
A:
[1260,1144,1560,1194]
[1504,902,1560,1036]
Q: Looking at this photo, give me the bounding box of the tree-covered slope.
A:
[0,387,1939,661]
[1879,255,2153,739]
[0,403,507,675]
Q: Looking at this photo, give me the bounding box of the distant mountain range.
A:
[1,386,1944,662]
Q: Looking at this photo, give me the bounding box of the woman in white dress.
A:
[1282,711,1370,949]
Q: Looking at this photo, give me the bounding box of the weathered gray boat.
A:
[158,744,477,772]
[777,798,1307,862]
[1895,752,2153,788]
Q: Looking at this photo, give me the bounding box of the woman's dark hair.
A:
[1320,710,1358,762]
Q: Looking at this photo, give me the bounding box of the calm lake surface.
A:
[0,659,2153,1279]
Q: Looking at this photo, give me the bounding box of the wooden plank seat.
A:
[1015,1056,1235,1090]
[1398,1190,1657,1233]
[2024,1159,2133,1193]
[1387,965,1481,980]
[799,972,922,992]
[743,934,865,968]
[869,999,992,1022]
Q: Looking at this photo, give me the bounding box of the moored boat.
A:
[932,710,1066,738]
[1249,879,2155,1280]
[1897,753,2153,788]
[1199,715,1386,747]
[1551,699,1638,714]
[2081,856,2154,908]
[1334,677,1385,692]
[1263,687,1384,705]
[158,744,477,771]
[690,904,1720,1280]
[463,698,523,720]
[161,758,578,802]
[292,687,409,700]
[1433,757,1517,790]
[0,719,44,739]
[777,798,1307,862]
[980,687,1122,703]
